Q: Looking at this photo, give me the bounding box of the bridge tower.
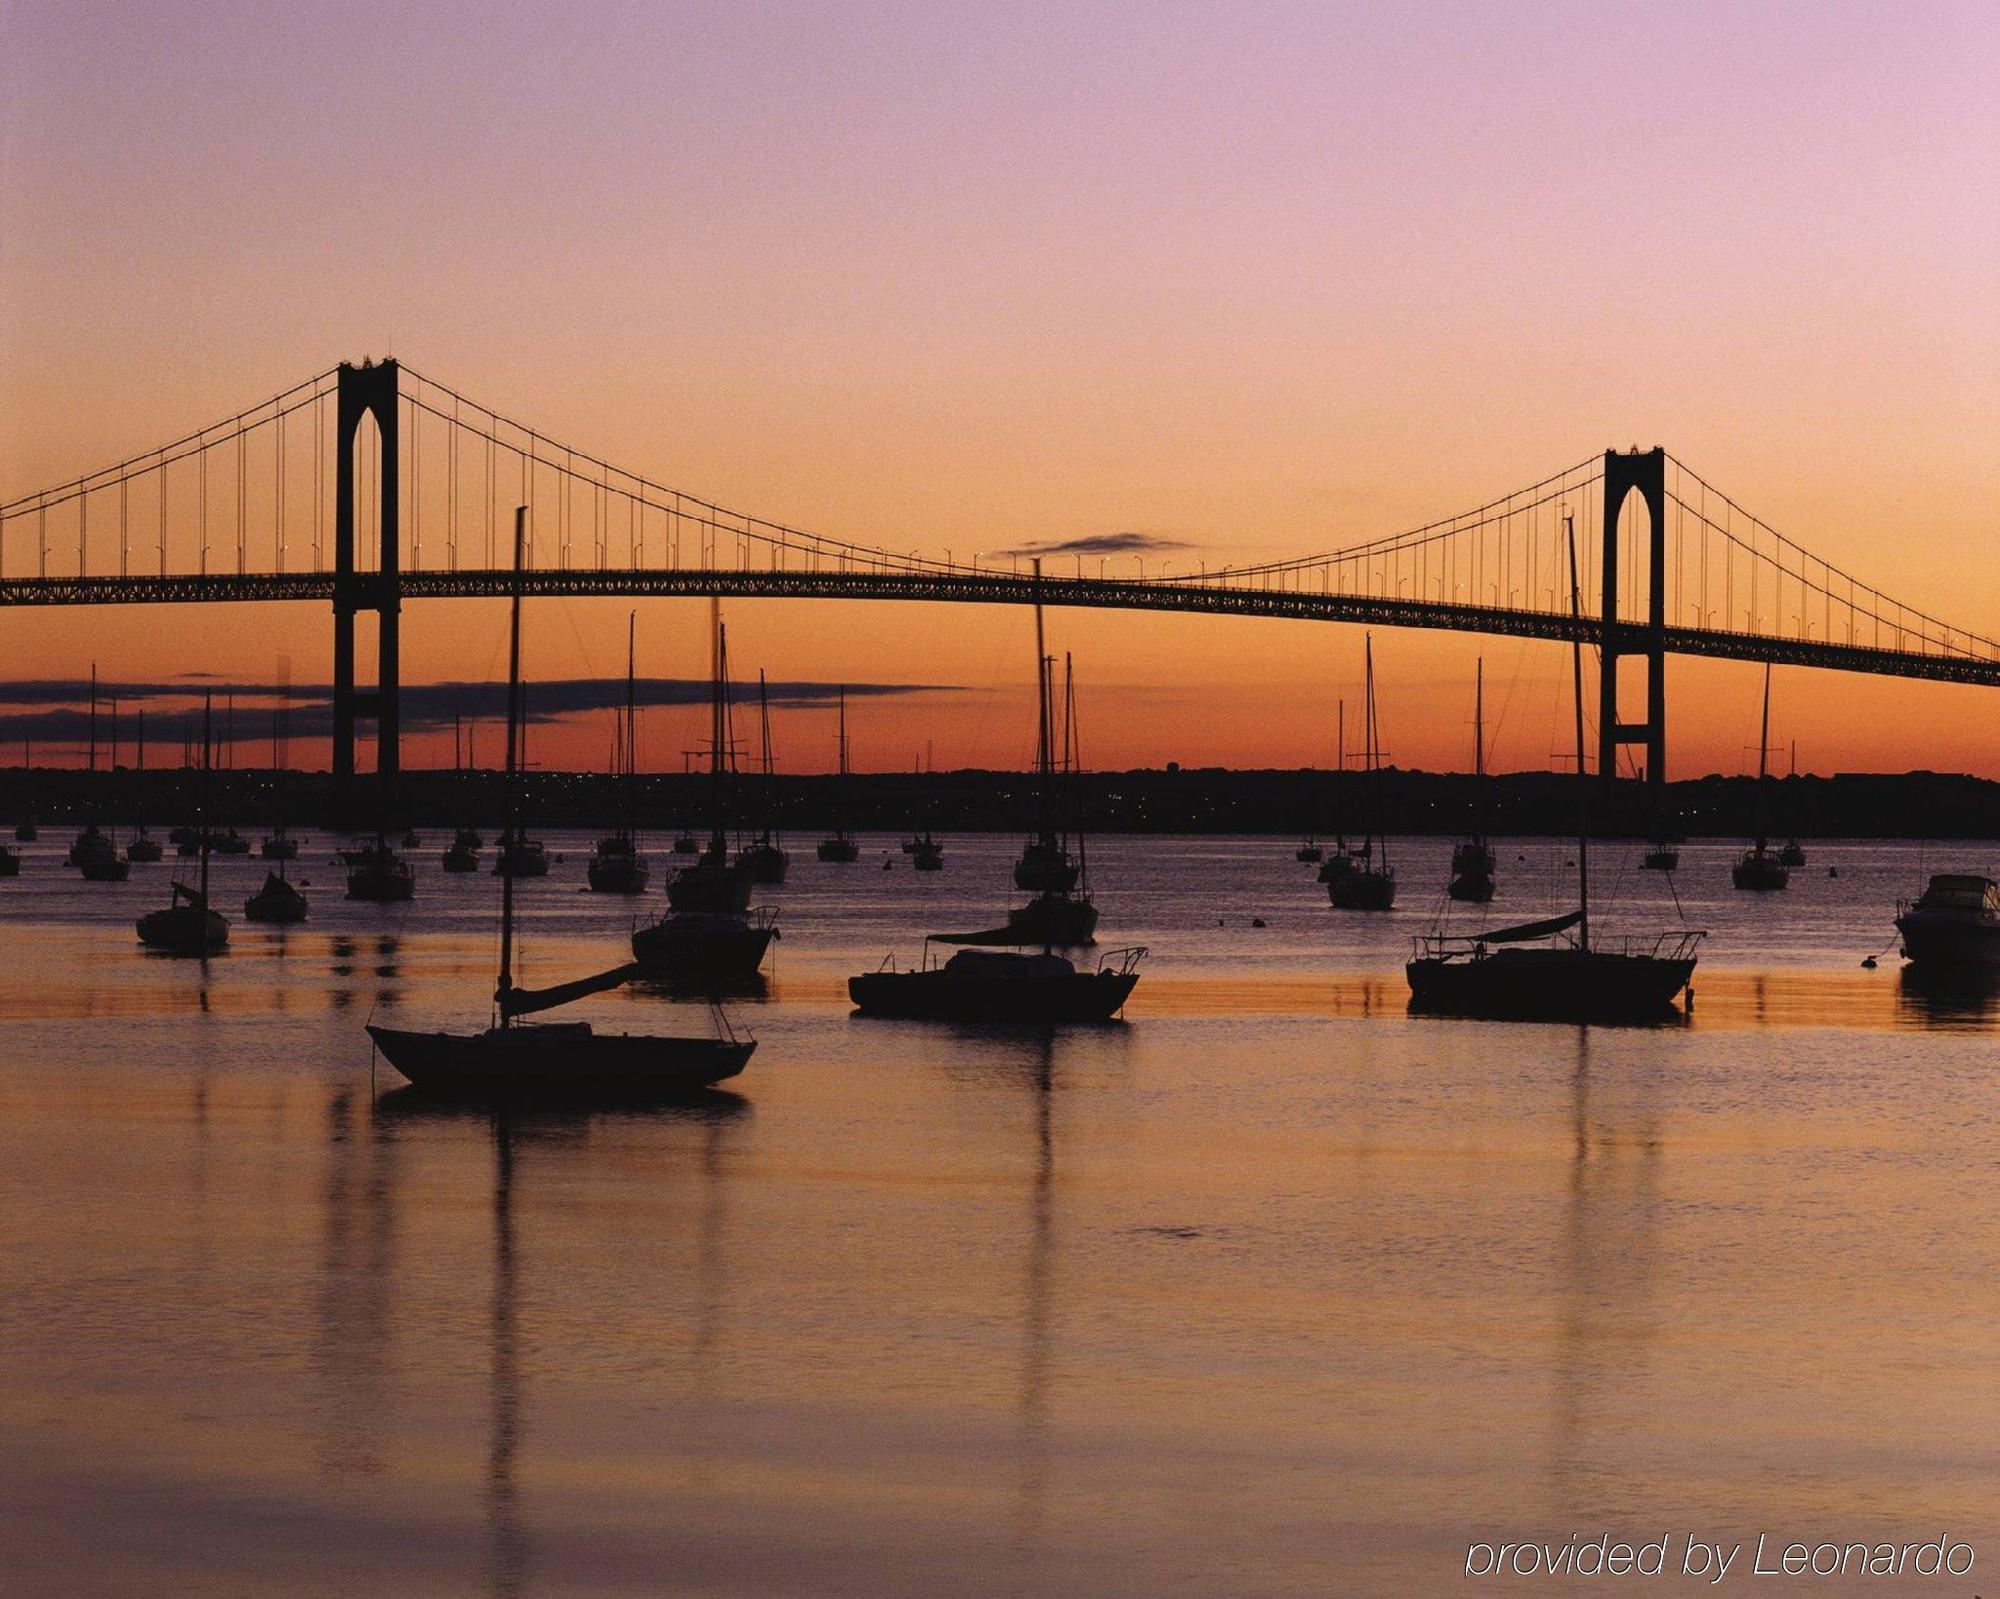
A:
[1597,446,1667,795]
[331,359,401,822]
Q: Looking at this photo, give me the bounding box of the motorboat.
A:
[261,831,298,860]
[1895,874,2000,968]
[1777,838,1807,867]
[1295,838,1323,863]
[631,907,778,987]
[442,838,480,873]
[0,845,19,877]
[849,944,1143,1023]
[588,834,651,893]
[125,829,163,863]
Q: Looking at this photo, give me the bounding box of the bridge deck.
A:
[1,568,1993,687]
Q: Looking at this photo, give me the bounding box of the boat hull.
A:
[80,857,131,882]
[586,857,652,893]
[0,852,18,877]
[1446,872,1495,903]
[1329,870,1396,910]
[848,969,1136,1022]
[1732,860,1790,891]
[1406,948,1695,1020]
[367,1022,753,1099]
[816,839,860,862]
[631,916,775,985]
[735,845,788,884]
[347,869,416,901]
[125,838,163,863]
[136,906,229,952]
[441,848,480,873]
[1895,912,2000,969]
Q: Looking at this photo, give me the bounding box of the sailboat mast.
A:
[499,505,527,1018]
[1474,659,1484,779]
[88,664,98,780]
[625,610,638,841]
[198,693,212,908]
[1032,559,1054,840]
[1564,515,1590,953]
[1756,663,1772,854]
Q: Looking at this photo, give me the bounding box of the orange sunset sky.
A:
[2,1,1996,777]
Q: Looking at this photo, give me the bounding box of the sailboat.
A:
[938,641,1098,949]
[587,613,652,894]
[136,694,229,953]
[1406,517,1703,1020]
[816,687,861,862]
[260,692,299,860]
[1327,639,1395,910]
[1732,665,1790,891]
[368,506,754,1099]
[13,738,35,842]
[1013,562,1084,896]
[1776,741,1807,866]
[1447,659,1497,903]
[126,711,163,861]
[733,671,789,883]
[1317,700,1352,885]
[905,742,944,868]
[849,941,1145,1022]
[245,683,307,922]
[442,713,484,870]
[71,666,126,878]
[632,602,778,986]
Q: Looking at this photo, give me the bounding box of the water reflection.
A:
[1894,964,2000,1028]
[365,1088,749,1593]
[1550,1028,1665,1498]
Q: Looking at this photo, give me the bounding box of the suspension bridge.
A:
[4,359,1995,815]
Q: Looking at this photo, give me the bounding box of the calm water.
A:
[2,832,1996,1596]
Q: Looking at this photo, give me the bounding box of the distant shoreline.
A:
[4,765,1995,840]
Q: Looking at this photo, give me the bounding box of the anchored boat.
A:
[850,944,1143,1023]
[1407,514,1702,1022]
[368,506,753,1101]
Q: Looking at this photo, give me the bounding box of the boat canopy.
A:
[1465,909,1583,945]
[500,962,641,1019]
[1913,875,2000,914]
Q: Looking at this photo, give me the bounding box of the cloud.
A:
[0,677,950,745]
[994,531,1197,559]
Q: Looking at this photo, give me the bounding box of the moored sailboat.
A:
[368,507,753,1100]
[733,670,789,883]
[816,687,861,863]
[587,614,652,894]
[1407,515,1702,1020]
[137,694,229,953]
[1732,665,1790,891]
[633,602,778,987]
[1328,640,1395,910]
[1446,659,1496,903]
